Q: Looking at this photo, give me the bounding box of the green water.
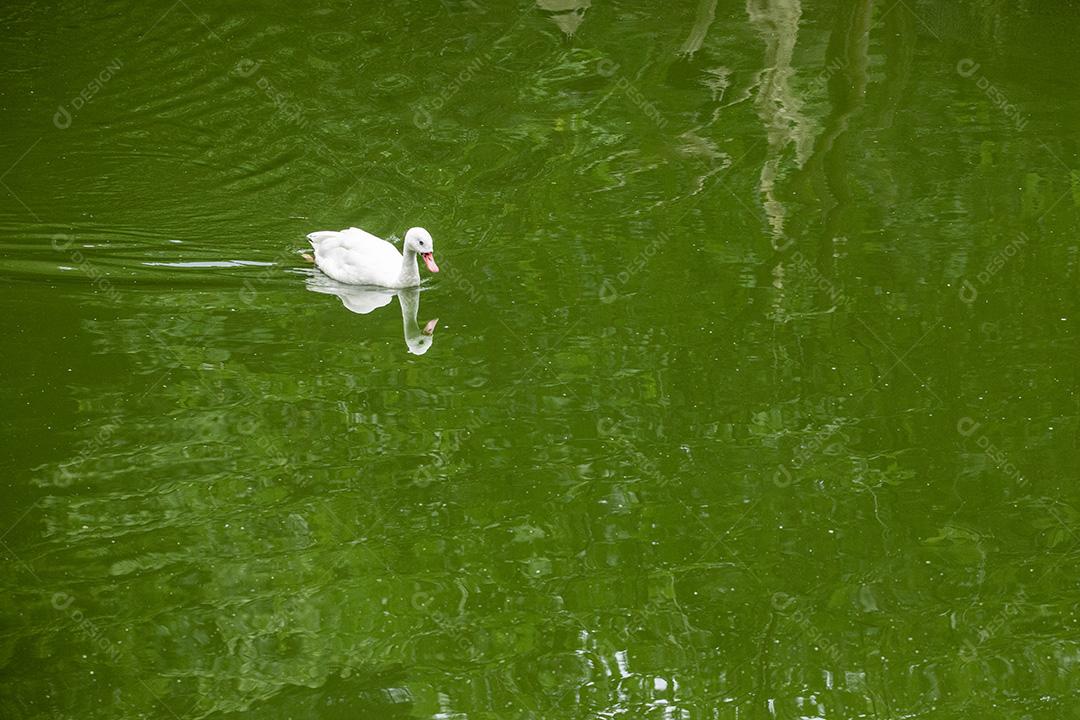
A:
[2,0,1078,717]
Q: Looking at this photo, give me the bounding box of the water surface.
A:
[2,1,1078,717]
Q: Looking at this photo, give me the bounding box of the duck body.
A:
[306,226,438,288]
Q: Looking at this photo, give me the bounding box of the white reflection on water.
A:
[305,273,438,355]
[142,260,275,268]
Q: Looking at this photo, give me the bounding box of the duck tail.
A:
[306,231,337,248]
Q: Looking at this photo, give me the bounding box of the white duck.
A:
[306,226,439,287]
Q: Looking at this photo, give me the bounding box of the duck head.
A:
[404,227,439,273]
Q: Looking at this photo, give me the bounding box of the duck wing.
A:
[307,227,404,285]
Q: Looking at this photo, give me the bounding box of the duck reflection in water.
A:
[305,275,438,355]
